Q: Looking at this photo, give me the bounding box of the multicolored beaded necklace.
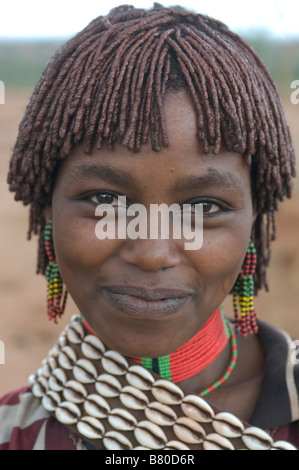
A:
[81,306,238,398]
[200,321,237,397]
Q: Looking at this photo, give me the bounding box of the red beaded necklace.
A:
[81,306,238,397]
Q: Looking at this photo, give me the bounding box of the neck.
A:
[132,307,230,383]
[82,306,232,386]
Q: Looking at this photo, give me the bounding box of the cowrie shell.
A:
[73,359,98,384]
[48,368,67,392]
[120,385,149,410]
[126,365,155,390]
[95,373,122,398]
[81,335,105,360]
[134,420,167,450]
[71,314,81,322]
[42,391,61,412]
[271,441,297,450]
[32,377,48,398]
[203,433,235,450]
[37,367,45,378]
[49,345,60,358]
[48,356,58,371]
[181,395,215,423]
[242,426,273,450]
[164,441,191,450]
[55,401,81,425]
[103,431,133,450]
[101,350,129,375]
[58,346,77,370]
[63,380,88,404]
[58,332,67,348]
[77,416,105,440]
[66,322,85,344]
[151,379,184,405]
[212,412,245,438]
[173,417,206,444]
[28,374,37,385]
[84,394,110,418]
[39,363,52,379]
[145,401,177,426]
[108,408,137,431]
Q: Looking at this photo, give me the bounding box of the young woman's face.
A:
[48,91,254,357]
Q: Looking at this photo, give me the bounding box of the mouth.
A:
[102,285,192,320]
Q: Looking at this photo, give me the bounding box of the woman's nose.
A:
[119,238,181,272]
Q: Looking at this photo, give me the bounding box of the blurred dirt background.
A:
[0,38,299,396]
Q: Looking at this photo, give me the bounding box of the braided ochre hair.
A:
[7,4,296,291]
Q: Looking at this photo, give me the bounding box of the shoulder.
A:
[0,387,80,450]
[251,320,299,432]
[270,420,299,449]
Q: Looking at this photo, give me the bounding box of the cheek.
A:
[191,228,251,295]
[51,213,118,290]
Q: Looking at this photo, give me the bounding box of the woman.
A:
[0,4,298,450]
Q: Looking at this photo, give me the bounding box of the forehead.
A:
[55,91,250,194]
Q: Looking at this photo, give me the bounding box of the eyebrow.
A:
[66,163,141,188]
[171,167,246,193]
[67,162,246,193]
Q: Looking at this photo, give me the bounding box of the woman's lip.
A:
[102,286,191,319]
[103,285,192,300]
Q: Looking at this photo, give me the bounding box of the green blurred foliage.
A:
[0,34,298,93]
[244,33,299,95]
[0,39,65,90]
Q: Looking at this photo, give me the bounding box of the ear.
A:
[44,205,52,223]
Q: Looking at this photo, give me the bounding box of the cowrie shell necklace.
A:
[29,316,297,450]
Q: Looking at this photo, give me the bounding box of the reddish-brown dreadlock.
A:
[7,4,296,292]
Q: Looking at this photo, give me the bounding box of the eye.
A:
[190,200,226,215]
[89,192,120,205]
[194,201,221,214]
[85,191,130,209]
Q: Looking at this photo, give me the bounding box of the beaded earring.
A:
[232,240,258,337]
[44,220,67,322]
